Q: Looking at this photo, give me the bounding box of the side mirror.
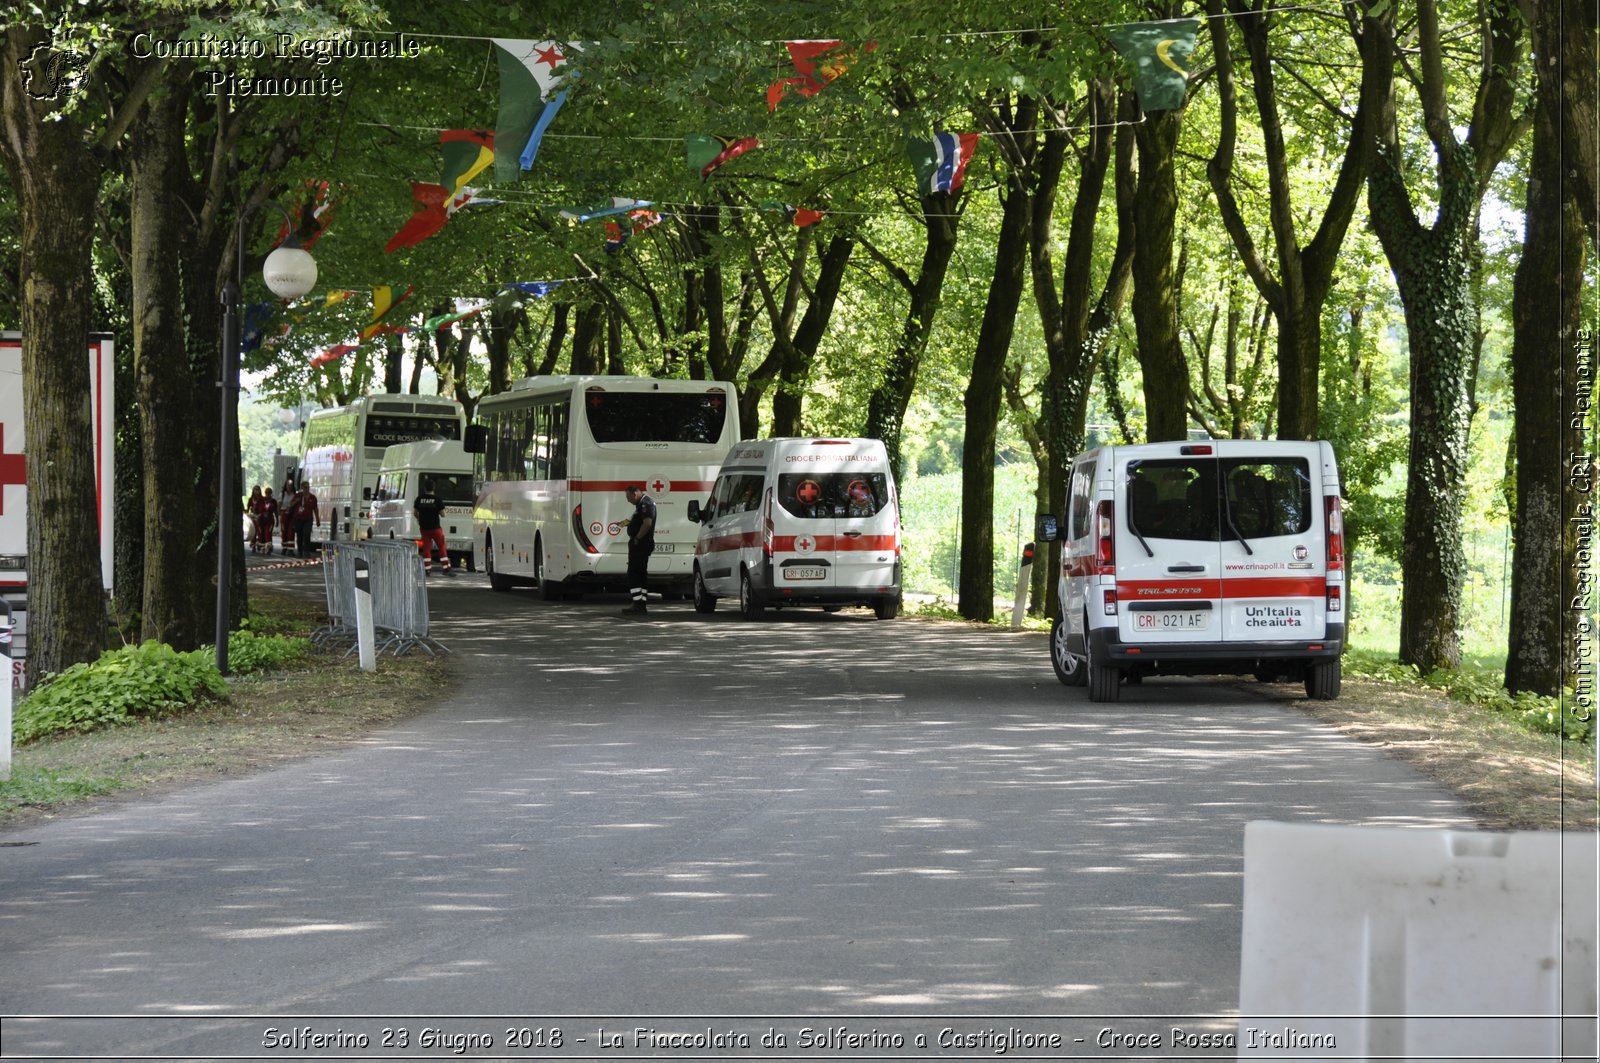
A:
[1035,514,1059,543]
[463,425,489,454]
[687,499,703,523]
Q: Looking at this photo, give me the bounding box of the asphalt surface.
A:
[0,562,1478,1059]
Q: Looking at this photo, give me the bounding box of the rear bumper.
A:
[752,560,900,605]
[1091,622,1344,671]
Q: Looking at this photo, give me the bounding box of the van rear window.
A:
[777,473,892,519]
[1126,457,1312,541]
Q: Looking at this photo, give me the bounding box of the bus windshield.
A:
[583,391,728,445]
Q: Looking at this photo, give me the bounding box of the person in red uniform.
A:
[414,477,452,575]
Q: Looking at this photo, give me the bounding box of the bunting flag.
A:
[491,39,579,181]
[1107,17,1201,113]
[311,342,358,369]
[439,129,495,205]
[908,132,979,196]
[241,301,277,353]
[384,182,482,253]
[323,289,356,308]
[604,208,662,252]
[421,299,490,331]
[360,285,415,341]
[274,179,335,249]
[502,281,563,299]
[758,200,826,228]
[559,197,654,223]
[686,134,761,180]
[766,39,875,110]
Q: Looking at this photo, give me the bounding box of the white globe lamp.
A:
[262,244,318,300]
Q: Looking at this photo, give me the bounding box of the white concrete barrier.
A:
[1238,821,1597,1060]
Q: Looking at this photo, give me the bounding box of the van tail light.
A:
[1095,500,1115,572]
[1327,584,1342,614]
[1325,495,1344,572]
[573,504,600,555]
[762,489,775,558]
[1103,588,1118,616]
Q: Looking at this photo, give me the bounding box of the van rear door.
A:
[772,469,841,593]
[1214,441,1328,641]
[1114,445,1225,644]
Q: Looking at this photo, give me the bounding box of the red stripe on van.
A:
[1117,576,1326,599]
[698,531,762,556]
[771,534,899,553]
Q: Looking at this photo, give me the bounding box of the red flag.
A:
[767,40,875,110]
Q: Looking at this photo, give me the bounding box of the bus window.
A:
[584,392,728,444]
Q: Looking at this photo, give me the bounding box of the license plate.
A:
[1135,609,1209,631]
[653,543,675,554]
[784,567,825,580]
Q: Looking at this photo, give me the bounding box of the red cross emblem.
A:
[796,479,821,505]
[0,430,24,516]
[795,534,816,554]
[649,478,667,493]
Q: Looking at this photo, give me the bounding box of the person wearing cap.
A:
[414,476,451,575]
[622,484,656,614]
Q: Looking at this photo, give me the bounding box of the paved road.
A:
[0,565,1474,1058]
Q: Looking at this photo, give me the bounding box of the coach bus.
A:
[298,394,466,543]
[470,375,739,597]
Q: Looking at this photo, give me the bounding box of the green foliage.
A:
[14,642,227,744]
[900,464,1037,599]
[225,630,312,673]
[1345,649,1591,744]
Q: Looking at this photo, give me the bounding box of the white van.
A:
[688,437,902,620]
[368,439,477,571]
[1038,439,1345,702]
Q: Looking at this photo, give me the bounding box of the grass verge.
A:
[0,586,450,831]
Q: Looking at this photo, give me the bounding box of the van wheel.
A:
[872,594,899,621]
[739,569,765,620]
[1051,617,1087,687]
[1305,658,1341,700]
[1086,631,1121,703]
[485,538,511,593]
[693,568,717,614]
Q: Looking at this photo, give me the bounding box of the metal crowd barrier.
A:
[315,540,448,658]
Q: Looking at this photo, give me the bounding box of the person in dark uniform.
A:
[414,477,451,575]
[622,484,656,614]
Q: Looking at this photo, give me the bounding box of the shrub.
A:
[14,641,227,744]
[224,630,311,673]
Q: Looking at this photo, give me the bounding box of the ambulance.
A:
[688,437,902,620]
[1037,439,1345,702]
[367,439,477,571]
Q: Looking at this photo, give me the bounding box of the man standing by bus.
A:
[292,481,320,558]
[622,484,655,615]
[414,477,452,576]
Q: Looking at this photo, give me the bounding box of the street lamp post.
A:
[216,203,317,676]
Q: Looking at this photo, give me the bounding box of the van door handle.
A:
[843,531,862,537]
[1167,564,1206,573]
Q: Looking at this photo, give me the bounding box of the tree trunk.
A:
[570,302,604,375]
[960,105,1037,621]
[863,193,962,481]
[1506,25,1588,696]
[772,236,854,436]
[0,26,109,679]
[1130,109,1188,441]
[129,79,212,648]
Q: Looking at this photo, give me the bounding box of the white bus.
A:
[299,394,467,543]
[470,375,739,597]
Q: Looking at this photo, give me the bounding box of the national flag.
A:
[439,129,494,205]
[759,200,826,228]
[501,281,563,299]
[274,180,335,249]
[384,182,481,253]
[422,299,490,331]
[241,302,277,353]
[360,285,414,341]
[491,39,579,181]
[908,132,979,196]
[1107,17,1201,113]
[311,342,358,369]
[323,289,356,308]
[686,134,761,180]
[559,197,654,223]
[766,39,875,110]
[604,209,662,252]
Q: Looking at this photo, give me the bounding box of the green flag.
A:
[1107,17,1200,113]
